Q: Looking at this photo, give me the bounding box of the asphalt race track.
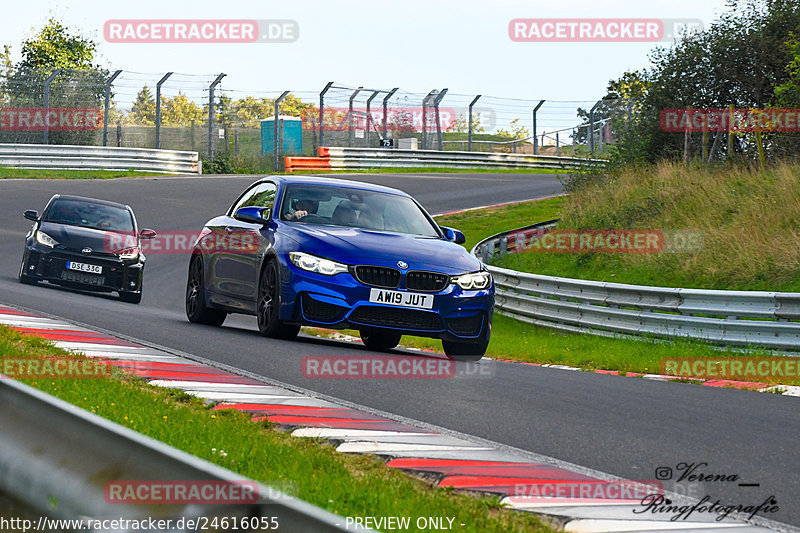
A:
[1,173,798,528]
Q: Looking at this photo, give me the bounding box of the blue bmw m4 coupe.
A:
[185,176,493,360]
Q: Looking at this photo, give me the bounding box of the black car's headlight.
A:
[289,252,348,276]
[35,230,59,248]
[451,271,491,290]
[113,246,140,261]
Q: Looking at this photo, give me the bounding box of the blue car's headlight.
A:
[36,230,59,248]
[452,271,491,290]
[289,251,349,276]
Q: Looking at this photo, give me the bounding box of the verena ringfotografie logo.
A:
[0,108,102,131]
[104,19,298,43]
[509,19,703,42]
[660,108,800,132]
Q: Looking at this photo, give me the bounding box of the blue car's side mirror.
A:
[234,206,270,225]
[441,226,466,245]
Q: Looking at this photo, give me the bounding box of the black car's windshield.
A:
[44,199,135,233]
[281,185,440,238]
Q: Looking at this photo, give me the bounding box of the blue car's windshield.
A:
[44,199,135,233]
[281,185,440,238]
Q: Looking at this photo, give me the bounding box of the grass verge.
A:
[0,325,554,533]
[495,162,800,292]
[0,167,175,179]
[289,167,571,176]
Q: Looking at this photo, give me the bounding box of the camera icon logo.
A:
[655,467,673,480]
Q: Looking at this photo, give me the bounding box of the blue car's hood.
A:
[281,224,481,274]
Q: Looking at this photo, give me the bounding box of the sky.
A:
[4,0,733,133]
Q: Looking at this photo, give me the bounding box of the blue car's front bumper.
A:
[277,257,493,343]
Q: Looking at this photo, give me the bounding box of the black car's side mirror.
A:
[23,210,39,222]
[234,207,270,225]
[139,229,157,240]
[441,226,466,245]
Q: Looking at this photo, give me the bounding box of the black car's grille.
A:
[447,314,484,336]
[349,306,442,331]
[353,266,401,289]
[406,271,449,292]
[301,294,346,323]
[38,253,125,290]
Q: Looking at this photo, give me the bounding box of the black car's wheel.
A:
[119,291,142,304]
[257,260,300,339]
[442,339,488,361]
[186,256,227,326]
[360,329,402,351]
[18,258,37,285]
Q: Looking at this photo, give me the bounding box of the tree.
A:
[496,118,530,140]
[130,86,156,125]
[446,113,485,134]
[162,92,204,125]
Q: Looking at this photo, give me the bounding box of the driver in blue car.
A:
[285,198,319,221]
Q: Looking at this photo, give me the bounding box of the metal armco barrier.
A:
[284,146,606,172]
[0,377,361,532]
[0,143,200,173]
[472,221,800,351]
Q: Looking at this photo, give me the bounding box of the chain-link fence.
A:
[0,69,627,170]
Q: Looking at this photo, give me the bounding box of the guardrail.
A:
[285,146,606,172]
[0,143,200,174]
[472,221,800,351]
[0,376,362,532]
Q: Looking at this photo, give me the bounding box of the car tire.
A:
[119,291,142,304]
[257,260,300,340]
[18,258,37,285]
[442,339,488,361]
[360,329,402,351]
[186,255,227,326]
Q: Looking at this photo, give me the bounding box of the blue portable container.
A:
[261,116,303,155]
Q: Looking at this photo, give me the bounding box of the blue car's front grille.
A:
[406,271,449,292]
[353,266,401,289]
[349,306,442,331]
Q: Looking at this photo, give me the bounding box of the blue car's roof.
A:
[253,175,410,197]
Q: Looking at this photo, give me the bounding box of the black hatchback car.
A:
[19,195,156,303]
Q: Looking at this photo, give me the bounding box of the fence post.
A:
[102,70,122,147]
[433,88,448,151]
[556,131,560,156]
[234,122,239,158]
[116,122,122,147]
[727,104,734,159]
[155,72,173,149]
[422,90,436,150]
[683,106,692,163]
[532,100,544,155]
[319,81,333,149]
[207,73,226,160]
[589,100,600,157]
[348,87,363,147]
[365,90,379,147]
[382,87,398,141]
[43,69,62,144]
[468,94,481,152]
[274,90,290,171]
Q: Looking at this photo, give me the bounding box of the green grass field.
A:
[0,326,555,533]
[0,167,172,179]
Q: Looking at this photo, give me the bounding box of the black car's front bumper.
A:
[22,244,144,294]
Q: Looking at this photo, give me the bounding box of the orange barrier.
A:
[284,156,331,172]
